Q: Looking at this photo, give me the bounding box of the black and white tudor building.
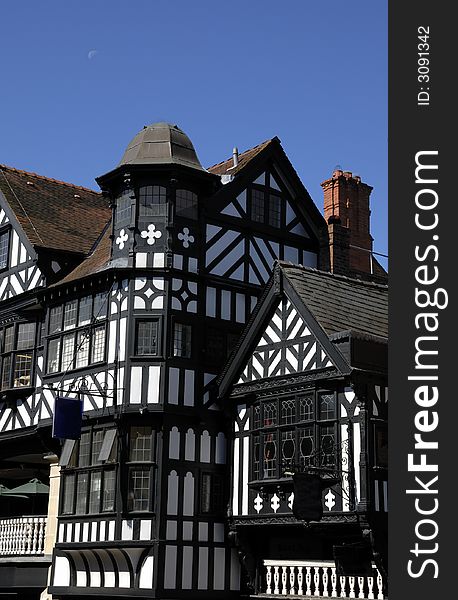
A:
[0,123,387,600]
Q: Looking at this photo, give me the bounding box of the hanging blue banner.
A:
[52,396,83,440]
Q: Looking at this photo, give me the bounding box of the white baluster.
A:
[305,566,312,596]
[274,566,280,595]
[266,565,272,594]
[357,576,365,598]
[297,566,304,595]
[281,566,288,595]
[349,576,356,598]
[313,566,320,596]
[376,570,384,599]
[330,567,337,597]
[339,575,347,598]
[367,576,375,599]
[289,565,296,595]
[322,566,329,597]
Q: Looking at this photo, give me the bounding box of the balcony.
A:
[0,516,47,556]
[261,559,385,599]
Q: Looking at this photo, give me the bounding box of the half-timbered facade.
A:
[0,123,387,600]
[218,263,388,598]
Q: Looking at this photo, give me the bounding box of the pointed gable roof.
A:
[218,262,388,398]
[0,164,110,255]
[208,139,274,176]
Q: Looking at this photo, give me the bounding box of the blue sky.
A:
[0,1,387,265]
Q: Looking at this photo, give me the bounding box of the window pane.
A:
[102,470,116,512]
[281,398,296,425]
[3,326,14,353]
[253,405,261,430]
[91,326,106,363]
[139,185,167,216]
[319,392,336,420]
[268,193,282,227]
[173,323,192,358]
[263,432,277,478]
[299,396,314,421]
[135,321,158,355]
[78,297,92,326]
[1,355,11,389]
[263,401,277,427]
[49,306,63,334]
[62,474,75,515]
[251,189,264,222]
[128,468,151,511]
[93,292,107,320]
[299,426,314,467]
[75,472,88,514]
[13,351,32,387]
[78,432,91,467]
[129,426,153,462]
[0,231,9,269]
[47,338,61,373]
[89,471,102,513]
[61,334,75,371]
[320,425,335,467]
[176,189,198,219]
[200,473,211,513]
[63,301,77,330]
[115,191,132,225]
[75,331,89,368]
[91,430,104,465]
[17,323,35,350]
[253,435,260,479]
[281,430,296,465]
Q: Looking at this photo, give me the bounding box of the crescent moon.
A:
[88,50,98,60]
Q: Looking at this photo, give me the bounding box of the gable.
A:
[237,296,334,384]
[0,197,44,300]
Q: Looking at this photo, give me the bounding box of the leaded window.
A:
[249,175,284,228]
[46,293,108,374]
[250,391,337,480]
[135,320,159,356]
[0,229,10,270]
[127,426,155,512]
[115,190,132,225]
[172,322,192,358]
[200,472,226,515]
[0,321,36,390]
[61,427,117,515]
[139,185,167,217]
[176,189,198,219]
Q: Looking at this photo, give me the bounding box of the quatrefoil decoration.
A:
[141,223,162,246]
[178,227,195,249]
[116,229,129,250]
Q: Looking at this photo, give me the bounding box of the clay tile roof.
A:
[207,139,274,176]
[54,225,113,286]
[0,164,111,255]
[281,262,388,339]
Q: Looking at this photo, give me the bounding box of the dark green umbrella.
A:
[6,478,50,495]
[0,483,28,499]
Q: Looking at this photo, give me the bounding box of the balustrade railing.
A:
[0,516,47,556]
[263,559,385,599]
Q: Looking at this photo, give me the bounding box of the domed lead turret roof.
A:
[118,122,205,171]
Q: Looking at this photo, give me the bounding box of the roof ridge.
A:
[278,260,389,290]
[0,163,101,194]
[207,138,274,170]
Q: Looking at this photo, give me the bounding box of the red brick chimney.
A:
[320,170,374,276]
